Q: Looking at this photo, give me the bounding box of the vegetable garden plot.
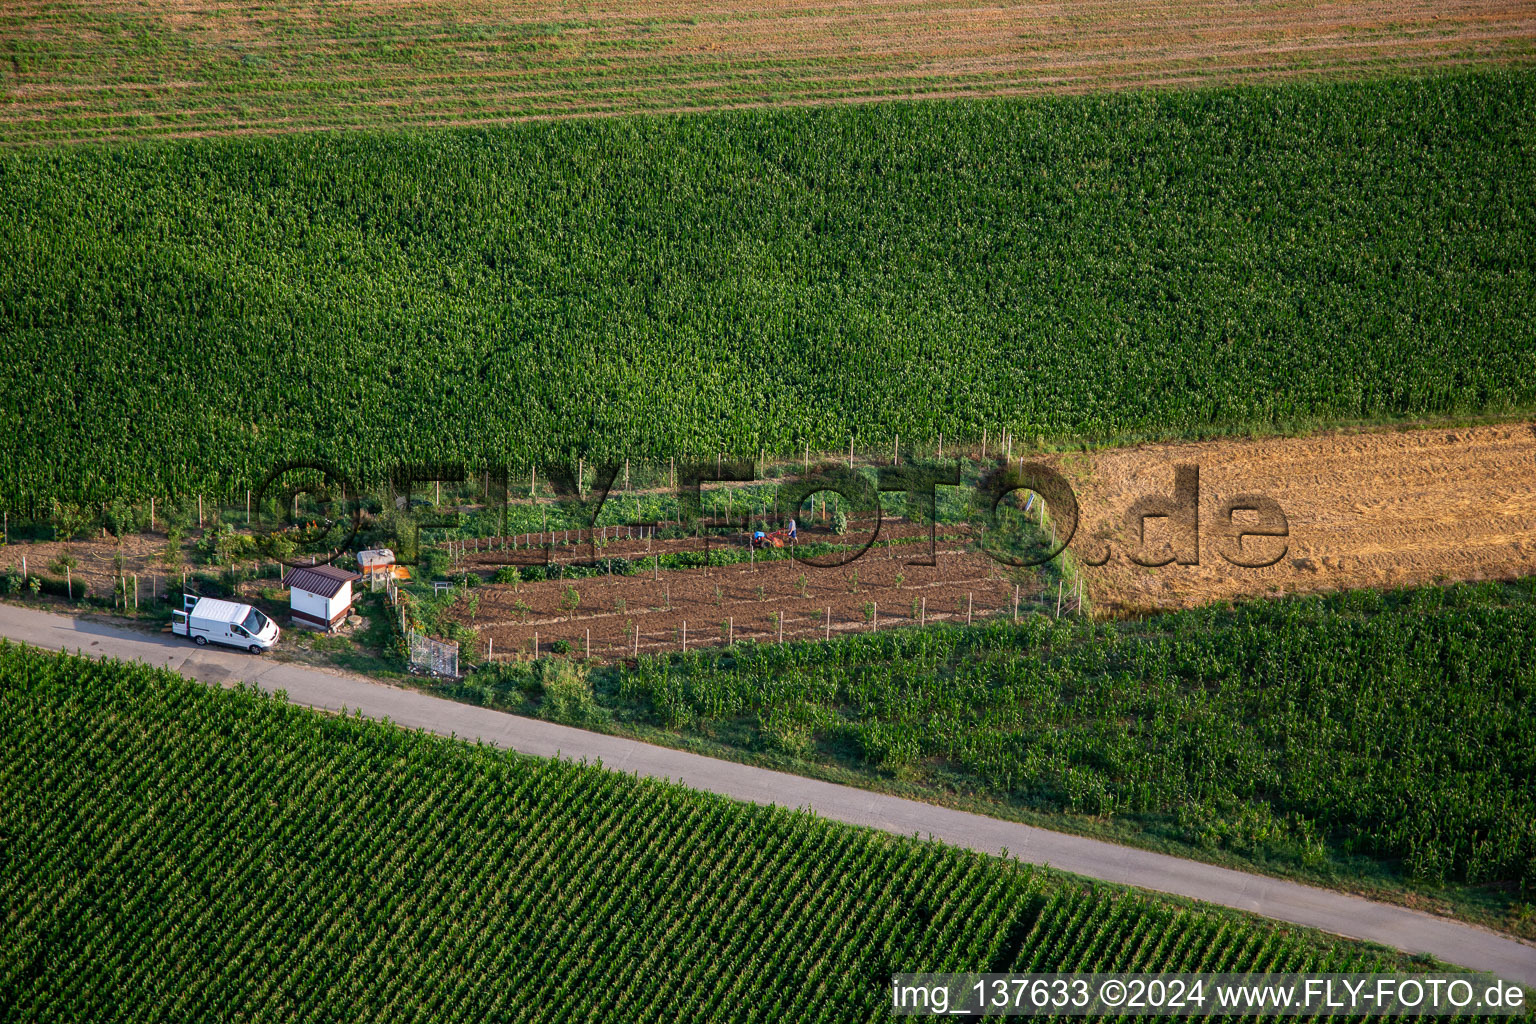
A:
[462,533,1042,662]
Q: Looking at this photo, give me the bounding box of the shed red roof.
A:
[282,563,360,599]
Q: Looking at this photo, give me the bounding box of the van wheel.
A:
[194,636,208,646]
[249,645,263,655]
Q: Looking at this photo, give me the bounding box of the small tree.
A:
[51,502,91,545]
[560,585,581,619]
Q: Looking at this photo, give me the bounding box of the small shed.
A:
[357,547,410,581]
[282,564,361,631]
[357,548,395,576]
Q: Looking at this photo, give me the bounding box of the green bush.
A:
[537,658,604,726]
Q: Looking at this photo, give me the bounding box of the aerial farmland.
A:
[1,0,1534,1019]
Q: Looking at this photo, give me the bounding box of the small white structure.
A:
[357,548,396,578]
[281,564,360,631]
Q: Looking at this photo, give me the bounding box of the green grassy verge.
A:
[0,642,1431,1021]
[3,70,1535,510]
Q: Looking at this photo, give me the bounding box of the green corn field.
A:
[2,69,1534,510]
[0,642,1418,1021]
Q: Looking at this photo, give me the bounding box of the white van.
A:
[172,595,280,654]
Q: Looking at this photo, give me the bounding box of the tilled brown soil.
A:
[0,531,204,603]
[4,0,1531,144]
[1064,422,1536,613]
[460,526,1041,660]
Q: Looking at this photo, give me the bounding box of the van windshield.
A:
[242,609,270,635]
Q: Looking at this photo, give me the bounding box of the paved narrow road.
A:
[1,603,1531,986]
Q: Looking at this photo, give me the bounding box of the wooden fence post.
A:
[967,592,972,626]
[825,607,830,641]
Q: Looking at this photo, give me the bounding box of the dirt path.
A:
[1067,422,1536,613]
[1,601,1531,984]
[4,0,1532,144]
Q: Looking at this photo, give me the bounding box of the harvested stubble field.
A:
[1067,421,1536,614]
[457,522,1048,660]
[1,0,1533,143]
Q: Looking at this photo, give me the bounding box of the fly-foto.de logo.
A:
[244,458,1289,571]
